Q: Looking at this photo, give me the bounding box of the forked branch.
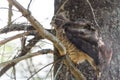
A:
[7,0,66,55]
[6,0,86,80]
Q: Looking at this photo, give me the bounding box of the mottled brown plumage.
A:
[53,13,112,77]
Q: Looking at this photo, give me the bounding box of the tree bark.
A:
[54,0,120,80]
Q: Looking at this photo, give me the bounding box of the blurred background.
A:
[0,0,54,80]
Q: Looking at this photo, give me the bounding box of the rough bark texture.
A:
[54,0,120,80]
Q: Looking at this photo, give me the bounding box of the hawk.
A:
[53,13,112,77]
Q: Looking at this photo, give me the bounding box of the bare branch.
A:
[27,0,32,10]
[0,7,19,12]
[0,31,34,45]
[0,34,40,76]
[0,24,54,35]
[0,24,35,34]
[86,0,100,29]
[7,0,66,55]
[55,0,69,15]
[65,55,86,80]
[29,63,52,80]
[0,49,53,68]
[6,1,85,80]
[0,24,55,46]
[8,2,13,25]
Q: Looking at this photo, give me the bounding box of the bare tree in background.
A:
[0,0,120,80]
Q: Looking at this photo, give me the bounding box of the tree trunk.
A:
[54,0,120,80]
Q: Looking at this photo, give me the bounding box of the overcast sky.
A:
[0,0,54,29]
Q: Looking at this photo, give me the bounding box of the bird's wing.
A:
[64,25,100,65]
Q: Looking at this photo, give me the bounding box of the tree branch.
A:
[0,23,55,35]
[7,0,66,56]
[65,55,86,80]
[0,24,55,36]
[86,0,100,29]
[8,2,13,25]
[0,31,36,45]
[0,49,53,68]
[0,34,40,76]
[0,24,35,34]
[6,1,86,80]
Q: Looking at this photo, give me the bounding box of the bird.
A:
[53,13,112,77]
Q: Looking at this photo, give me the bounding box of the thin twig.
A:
[55,0,69,15]
[65,55,86,80]
[12,66,16,80]
[6,1,86,80]
[7,15,23,26]
[28,56,63,80]
[0,49,53,68]
[0,24,54,34]
[0,7,19,12]
[54,61,63,80]
[25,59,36,80]
[27,0,32,10]
[0,34,40,76]
[7,0,66,56]
[8,3,13,25]
[86,0,100,29]
[27,59,60,80]
[45,62,54,80]
[0,31,32,46]
[51,0,69,24]
[28,63,52,80]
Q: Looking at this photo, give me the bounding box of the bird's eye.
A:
[63,22,72,28]
[79,31,85,35]
[84,25,91,30]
